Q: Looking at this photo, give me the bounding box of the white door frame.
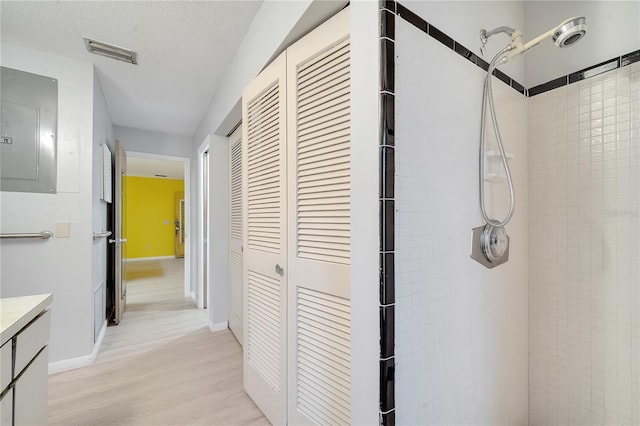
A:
[126,150,192,300]
[197,138,210,310]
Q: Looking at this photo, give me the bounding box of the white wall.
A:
[0,43,95,364]
[395,14,529,424]
[405,1,526,84]
[349,2,381,424]
[91,69,114,343]
[114,125,191,158]
[206,135,229,330]
[524,1,640,88]
[527,60,640,426]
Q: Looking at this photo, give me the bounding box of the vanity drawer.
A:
[14,309,50,376]
[0,387,13,426]
[14,346,47,426]
[0,340,11,392]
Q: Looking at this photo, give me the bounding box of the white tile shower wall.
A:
[395,20,529,425]
[528,61,640,426]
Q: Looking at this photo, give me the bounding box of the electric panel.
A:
[1,66,57,194]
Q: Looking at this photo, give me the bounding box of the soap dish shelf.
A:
[484,150,514,182]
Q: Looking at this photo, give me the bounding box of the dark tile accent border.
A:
[380,93,395,146]
[493,68,512,87]
[380,357,396,412]
[380,147,394,199]
[380,39,395,93]
[429,23,455,50]
[380,410,396,426]
[528,75,567,97]
[621,50,640,66]
[510,79,526,95]
[380,200,394,252]
[528,50,639,96]
[381,9,395,40]
[396,1,525,95]
[396,2,426,33]
[380,305,395,358]
[568,57,619,84]
[379,1,396,423]
[380,0,396,14]
[380,252,395,305]
[395,1,640,98]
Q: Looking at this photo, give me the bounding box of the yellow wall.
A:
[124,176,184,259]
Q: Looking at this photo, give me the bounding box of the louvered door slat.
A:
[298,372,351,411]
[298,378,351,416]
[230,140,243,241]
[229,128,243,346]
[298,57,350,95]
[247,79,281,255]
[247,270,281,390]
[297,39,349,81]
[298,92,350,119]
[298,108,350,134]
[298,342,350,378]
[298,78,350,110]
[298,135,350,157]
[296,287,351,425]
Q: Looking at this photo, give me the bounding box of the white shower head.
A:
[503,16,587,61]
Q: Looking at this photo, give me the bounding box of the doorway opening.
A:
[108,150,194,325]
[198,143,209,310]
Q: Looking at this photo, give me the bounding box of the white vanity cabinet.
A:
[0,294,52,426]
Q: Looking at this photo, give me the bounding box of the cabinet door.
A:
[241,52,288,425]
[14,347,48,426]
[229,127,244,345]
[286,8,352,426]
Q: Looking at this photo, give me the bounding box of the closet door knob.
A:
[275,264,284,276]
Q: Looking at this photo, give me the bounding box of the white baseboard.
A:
[125,255,176,262]
[48,321,107,374]
[209,321,228,332]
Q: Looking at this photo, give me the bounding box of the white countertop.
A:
[0,294,52,346]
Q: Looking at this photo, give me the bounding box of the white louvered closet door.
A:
[241,52,288,426]
[228,127,243,345]
[286,8,352,426]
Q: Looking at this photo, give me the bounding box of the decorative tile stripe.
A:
[379,1,396,424]
[395,1,640,97]
[529,51,640,96]
[395,2,527,96]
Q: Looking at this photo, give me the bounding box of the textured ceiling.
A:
[1,1,262,136]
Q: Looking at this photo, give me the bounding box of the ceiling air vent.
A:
[83,37,137,65]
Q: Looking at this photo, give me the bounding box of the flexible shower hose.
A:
[479,46,516,227]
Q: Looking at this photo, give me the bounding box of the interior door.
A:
[242,52,287,426]
[286,8,352,425]
[175,191,185,258]
[111,139,128,324]
[228,127,243,344]
[201,149,209,309]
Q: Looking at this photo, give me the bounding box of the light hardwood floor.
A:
[48,258,269,426]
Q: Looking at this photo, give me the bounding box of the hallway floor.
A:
[48,258,268,425]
